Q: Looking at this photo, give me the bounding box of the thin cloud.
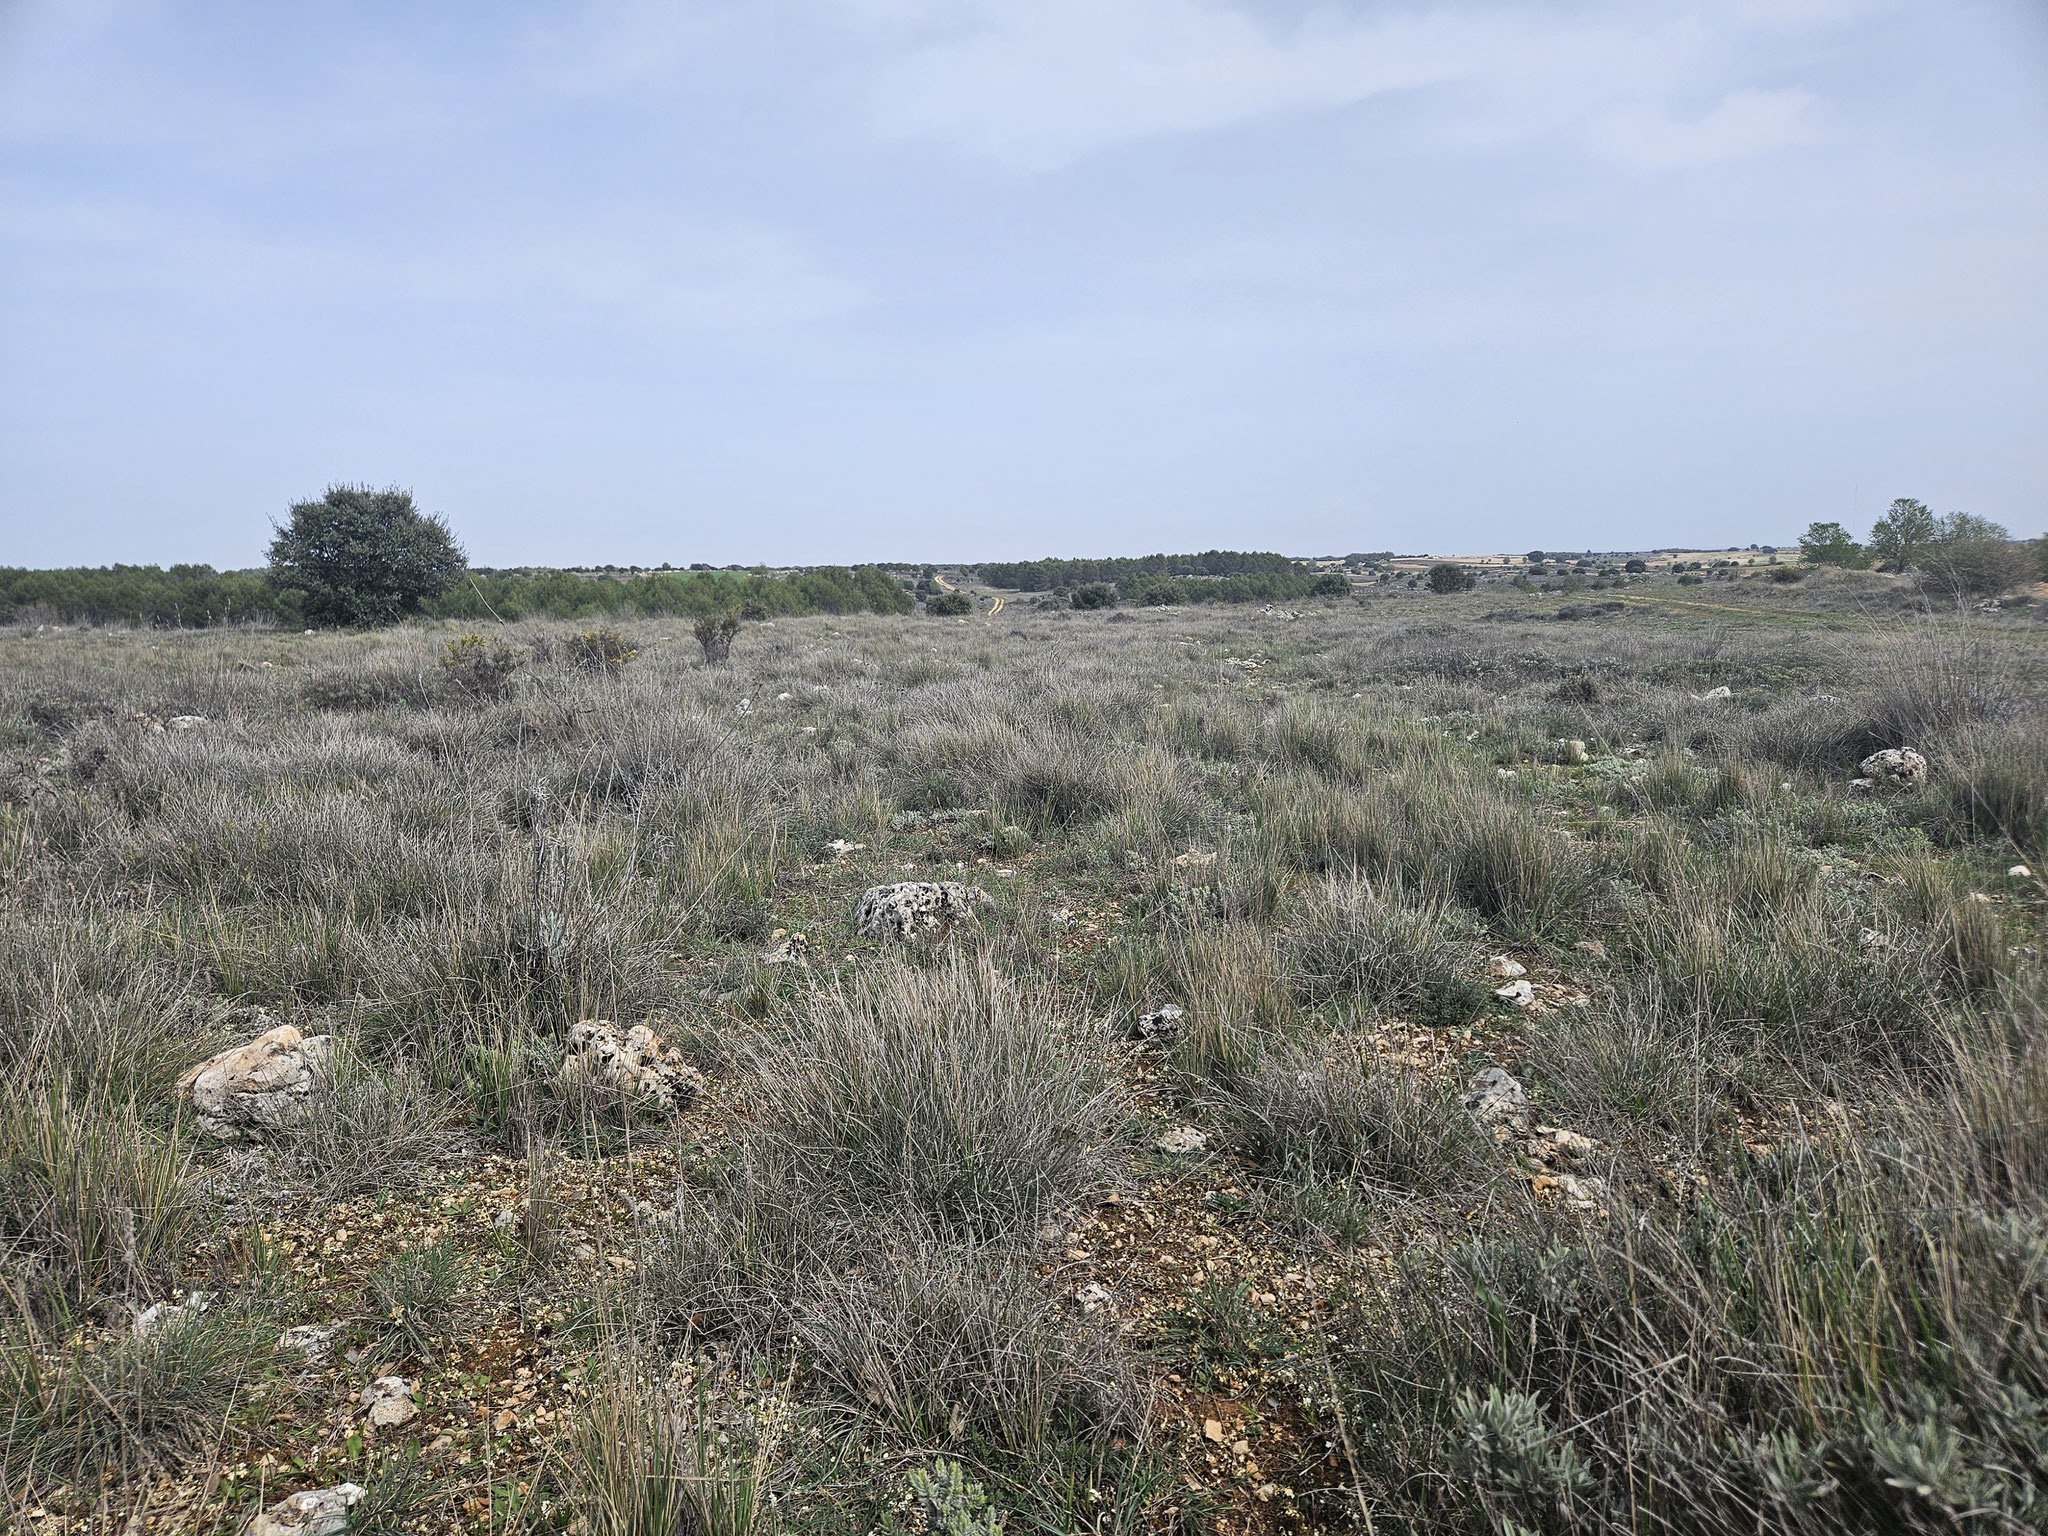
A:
[864,0,1846,169]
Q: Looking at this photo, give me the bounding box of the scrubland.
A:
[1,581,2044,1535]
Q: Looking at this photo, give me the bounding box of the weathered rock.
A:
[361,1376,417,1429]
[1494,979,1535,1007]
[1530,1125,1599,1164]
[135,1292,210,1338]
[278,1323,338,1363]
[1858,748,1928,788]
[1561,739,1589,766]
[175,1025,335,1141]
[247,1483,365,1536]
[1691,685,1732,702]
[1462,1067,1531,1133]
[1171,849,1217,868]
[1487,956,1526,979]
[760,929,812,964]
[1155,1126,1208,1154]
[560,1021,704,1113]
[1074,1281,1113,1314]
[1573,939,1607,960]
[854,881,989,941]
[167,715,208,731]
[823,839,865,859]
[1554,1173,1607,1211]
[2012,865,2034,879]
[1133,1003,1185,1042]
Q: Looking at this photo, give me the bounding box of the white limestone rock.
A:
[560,1021,704,1113]
[175,1025,335,1141]
[248,1483,365,1536]
[854,881,989,941]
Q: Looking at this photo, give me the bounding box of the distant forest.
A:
[1,548,1349,628]
[0,564,913,627]
[971,550,1301,590]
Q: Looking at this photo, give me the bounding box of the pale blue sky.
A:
[3,1,2043,568]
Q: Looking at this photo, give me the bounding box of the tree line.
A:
[1799,500,2046,596]
[970,550,1303,591]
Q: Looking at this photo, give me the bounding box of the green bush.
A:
[924,590,973,616]
[266,484,466,627]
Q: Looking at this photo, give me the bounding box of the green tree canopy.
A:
[1798,522,1868,569]
[1868,498,1938,572]
[1427,562,1477,593]
[268,485,466,627]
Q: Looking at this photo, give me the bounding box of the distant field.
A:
[1,587,2043,1534]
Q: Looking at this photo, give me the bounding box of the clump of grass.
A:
[364,1239,471,1365]
[1449,798,1604,942]
[0,1087,195,1316]
[737,955,1119,1240]
[272,1049,447,1201]
[0,1296,267,1492]
[1284,876,1489,1025]
[794,1235,1144,1448]
[1327,999,2048,1533]
[567,1350,779,1536]
[1225,1037,1486,1193]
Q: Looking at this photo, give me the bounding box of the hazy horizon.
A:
[4,1,2044,569]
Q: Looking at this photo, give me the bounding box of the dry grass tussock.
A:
[0,595,2041,1531]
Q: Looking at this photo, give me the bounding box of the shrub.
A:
[440,633,522,700]
[266,484,466,627]
[1309,573,1351,597]
[1070,583,1118,610]
[568,627,640,673]
[693,612,741,662]
[925,591,973,617]
[1426,563,1476,594]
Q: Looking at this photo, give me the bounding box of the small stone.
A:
[1561,739,1588,765]
[1494,979,1534,1007]
[2011,865,2033,879]
[1134,1003,1186,1042]
[1074,1282,1112,1314]
[167,715,208,730]
[1487,956,1526,979]
[1171,849,1217,868]
[1857,747,1928,789]
[1573,939,1607,960]
[278,1323,337,1362]
[572,1243,597,1262]
[760,931,812,965]
[135,1292,211,1337]
[1155,1126,1208,1155]
[1691,685,1732,702]
[1462,1067,1531,1132]
[824,839,865,859]
[1203,1418,1226,1443]
[360,1376,417,1430]
[247,1482,365,1536]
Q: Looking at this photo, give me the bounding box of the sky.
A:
[2,0,2044,569]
